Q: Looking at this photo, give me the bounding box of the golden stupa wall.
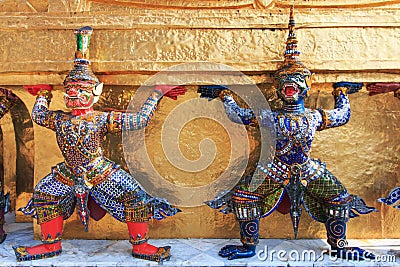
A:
[0,0,399,240]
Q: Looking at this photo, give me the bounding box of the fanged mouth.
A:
[282,83,299,98]
[64,94,91,107]
[65,95,80,106]
[64,92,78,99]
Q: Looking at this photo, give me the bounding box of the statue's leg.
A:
[90,168,179,262]
[219,218,260,260]
[325,205,375,261]
[306,170,375,261]
[13,173,74,261]
[218,187,262,260]
[125,204,171,262]
[217,177,283,260]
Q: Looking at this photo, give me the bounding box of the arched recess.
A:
[0,88,34,222]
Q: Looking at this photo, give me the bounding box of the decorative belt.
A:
[52,158,119,188]
[257,157,326,186]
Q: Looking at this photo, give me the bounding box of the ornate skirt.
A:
[207,158,376,223]
[21,158,179,224]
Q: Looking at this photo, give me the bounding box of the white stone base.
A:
[1,213,399,266]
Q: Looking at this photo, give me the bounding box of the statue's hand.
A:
[197,85,228,100]
[23,84,52,96]
[218,245,256,260]
[367,82,400,96]
[333,82,364,94]
[0,88,18,102]
[154,85,186,100]
[0,87,9,97]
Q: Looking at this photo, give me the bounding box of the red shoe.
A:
[127,221,171,262]
[13,216,63,261]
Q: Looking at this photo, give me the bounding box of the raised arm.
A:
[107,85,186,133]
[32,90,59,130]
[107,90,162,133]
[317,82,362,131]
[24,85,58,131]
[220,91,256,125]
[0,88,18,119]
[197,85,256,125]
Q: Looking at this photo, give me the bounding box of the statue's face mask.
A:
[63,81,103,109]
[273,65,313,103]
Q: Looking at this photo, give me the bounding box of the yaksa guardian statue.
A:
[13,26,185,262]
[0,88,18,244]
[203,6,377,261]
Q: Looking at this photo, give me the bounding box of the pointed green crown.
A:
[74,26,93,63]
[64,26,99,85]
